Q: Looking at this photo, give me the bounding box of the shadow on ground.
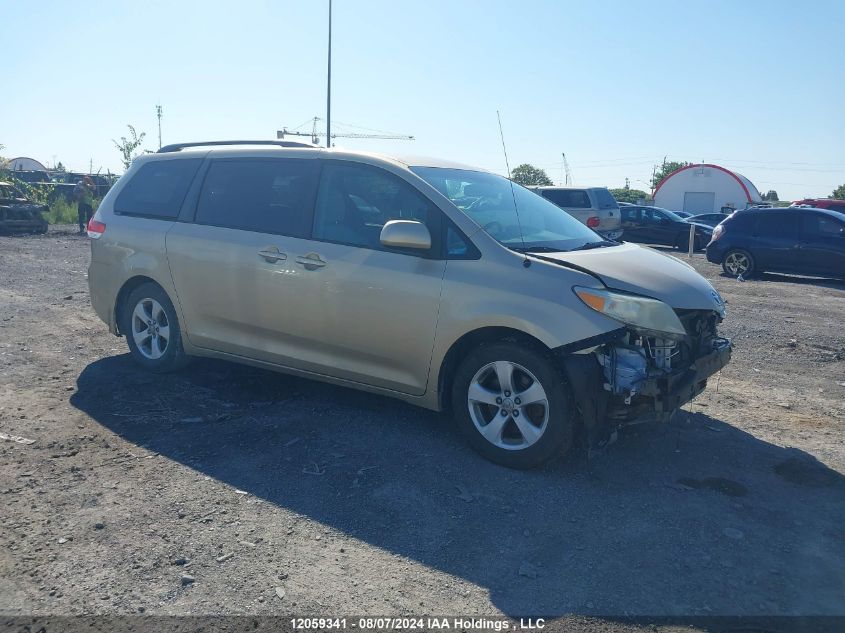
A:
[71,354,845,622]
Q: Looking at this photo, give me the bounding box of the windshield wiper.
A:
[569,240,620,251]
[512,246,563,253]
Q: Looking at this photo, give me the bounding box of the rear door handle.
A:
[258,247,287,263]
[295,253,327,270]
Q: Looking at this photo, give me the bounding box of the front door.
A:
[289,161,447,395]
[749,212,800,271]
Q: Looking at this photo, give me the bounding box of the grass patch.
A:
[43,198,100,225]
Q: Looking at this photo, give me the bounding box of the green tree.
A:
[832,183,845,200]
[510,163,553,186]
[112,124,147,171]
[762,190,779,201]
[609,187,648,204]
[651,160,690,189]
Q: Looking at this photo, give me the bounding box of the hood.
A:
[538,242,724,312]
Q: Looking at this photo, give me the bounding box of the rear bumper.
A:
[87,261,119,334]
[705,244,724,264]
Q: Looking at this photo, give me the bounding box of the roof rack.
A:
[157,140,318,153]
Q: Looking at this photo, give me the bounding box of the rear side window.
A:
[621,207,639,222]
[593,188,618,209]
[541,189,592,209]
[802,213,844,237]
[753,212,799,237]
[195,159,319,237]
[114,159,202,219]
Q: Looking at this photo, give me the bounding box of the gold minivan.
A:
[87,141,731,468]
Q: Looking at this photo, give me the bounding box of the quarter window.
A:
[114,158,202,219]
[313,163,435,251]
[541,189,592,209]
[195,159,319,237]
[803,214,844,237]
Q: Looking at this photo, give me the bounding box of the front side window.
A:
[195,159,319,237]
[115,158,202,219]
[412,167,603,253]
[313,162,435,251]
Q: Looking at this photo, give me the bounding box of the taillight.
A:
[711,224,724,242]
[87,218,106,239]
[586,216,600,228]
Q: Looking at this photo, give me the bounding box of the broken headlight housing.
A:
[573,286,687,339]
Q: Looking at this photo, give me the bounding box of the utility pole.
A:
[156,104,163,150]
[326,0,332,148]
[625,177,630,189]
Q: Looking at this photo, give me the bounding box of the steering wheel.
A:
[483,221,503,234]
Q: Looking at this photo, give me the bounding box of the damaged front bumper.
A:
[560,311,732,447]
[607,337,732,423]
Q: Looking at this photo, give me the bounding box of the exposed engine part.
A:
[598,345,648,403]
[643,337,678,372]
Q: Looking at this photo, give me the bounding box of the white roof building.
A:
[654,163,762,214]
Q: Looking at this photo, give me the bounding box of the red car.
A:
[793,198,845,212]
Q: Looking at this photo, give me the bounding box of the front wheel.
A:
[451,342,575,469]
[722,249,755,278]
[122,282,189,372]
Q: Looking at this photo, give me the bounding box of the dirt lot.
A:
[1,228,843,630]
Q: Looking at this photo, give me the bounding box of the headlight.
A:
[573,286,687,338]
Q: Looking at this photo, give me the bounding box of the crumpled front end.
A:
[561,308,732,447]
[597,309,731,423]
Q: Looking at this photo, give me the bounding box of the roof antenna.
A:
[496,110,530,268]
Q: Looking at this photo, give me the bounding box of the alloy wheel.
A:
[467,361,549,450]
[724,252,750,276]
[131,298,170,360]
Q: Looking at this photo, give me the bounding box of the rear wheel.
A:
[122,283,189,372]
[451,342,575,469]
[722,249,755,278]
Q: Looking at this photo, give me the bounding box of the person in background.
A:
[74,175,96,234]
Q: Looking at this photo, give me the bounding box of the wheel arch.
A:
[436,326,552,412]
[113,275,165,335]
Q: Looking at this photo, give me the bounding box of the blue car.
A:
[706,206,845,279]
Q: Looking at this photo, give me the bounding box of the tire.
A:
[451,341,575,469]
[121,282,189,372]
[721,248,755,278]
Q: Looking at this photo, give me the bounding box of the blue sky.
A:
[3,0,843,199]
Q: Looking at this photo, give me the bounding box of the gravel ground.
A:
[1,227,843,631]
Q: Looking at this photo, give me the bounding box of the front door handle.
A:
[258,247,287,263]
[295,252,327,270]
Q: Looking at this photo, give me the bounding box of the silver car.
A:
[529,186,623,240]
[87,141,731,468]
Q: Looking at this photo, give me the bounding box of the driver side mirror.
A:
[380,220,431,250]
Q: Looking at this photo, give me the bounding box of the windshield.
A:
[652,206,687,222]
[411,167,606,252]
